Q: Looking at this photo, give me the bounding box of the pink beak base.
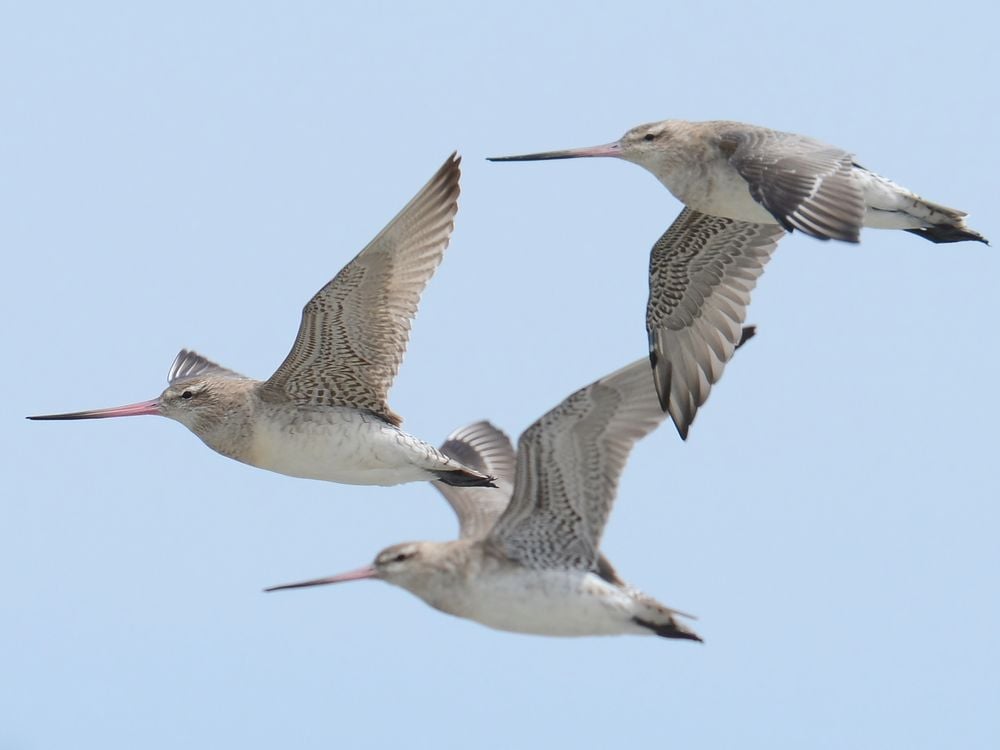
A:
[264,565,378,593]
[487,141,622,162]
[27,398,162,421]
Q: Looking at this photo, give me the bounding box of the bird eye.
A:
[394,552,409,562]
[181,390,194,400]
[643,133,656,142]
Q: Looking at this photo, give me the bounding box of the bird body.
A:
[491,119,987,244]
[382,539,677,637]
[646,122,977,238]
[245,404,471,485]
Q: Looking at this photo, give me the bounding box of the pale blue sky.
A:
[3,2,998,748]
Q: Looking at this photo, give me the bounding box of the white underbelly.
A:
[433,571,648,637]
[248,412,436,486]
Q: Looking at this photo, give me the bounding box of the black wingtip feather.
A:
[736,325,757,349]
[648,349,670,409]
[674,420,690,441]
[650,340,690,438]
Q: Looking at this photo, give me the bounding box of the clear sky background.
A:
[3,2,998,748]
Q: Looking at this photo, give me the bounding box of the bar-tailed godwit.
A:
[267,356,725,640]
[490,120,987,431]
[29,154,495,488]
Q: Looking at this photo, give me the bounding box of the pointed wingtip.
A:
[668,393,694,441]
[649,347,671,414]
[736,324,757,350]
[650,350,688,440]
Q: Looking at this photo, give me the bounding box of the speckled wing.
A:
[434,421,517,539]
[721,128,865,242]
[167,349,247,384]
[647,208,784,438]
[260,153,461,424]
[488,359,667,571]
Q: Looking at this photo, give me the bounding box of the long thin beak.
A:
[27,398,161,421]
[487,141,622,162]
[264,565,377,592]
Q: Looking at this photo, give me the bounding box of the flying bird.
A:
[489,119,987,244]
[490,120,988,431]
[29,154,495,488]
[266,353,751,640]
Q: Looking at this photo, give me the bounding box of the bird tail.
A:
[907,196,988,243]
[631,593,703,642]
[905,224,988,244]
[860,169,988,244]
[898,194,987,244]
[432,468,498,488]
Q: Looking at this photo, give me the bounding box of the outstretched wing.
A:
[433,421,517,539]
[647,208,784,437]
[260,154,462,424]
[721,127,865,243]
[488,359,667,571]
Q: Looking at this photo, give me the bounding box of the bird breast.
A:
[665,157,777,225]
